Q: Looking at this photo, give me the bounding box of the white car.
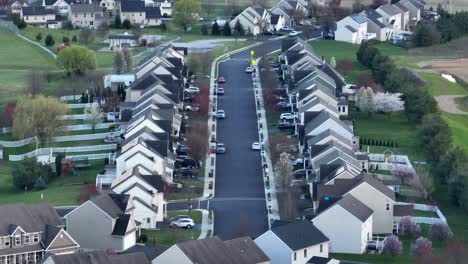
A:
[289,31,300,36]
[216,87,224,95]
[185,86,200,94]
[245,66,254,73]
[280,113,297,121]
[281,26,294,32]
[251,142,261,150]
[170,218,195,229]
[292,158,304,166]
[216,110,225,119]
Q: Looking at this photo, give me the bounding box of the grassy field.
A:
[455,96,468,112]
[442,113,468,153]
[421,72,468,96]
[0,159,104,205]
[142,210,202,245]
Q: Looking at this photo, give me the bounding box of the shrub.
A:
[412,237,433,257]
[35,33,42,41]
[399,216,420,237]
[72,35,77,42]
[122,19,131,29]
[62,36,70,45]
[431,221,452,241]
[383,235,403,257]
[44,35,54,46]
[138,234,148,243]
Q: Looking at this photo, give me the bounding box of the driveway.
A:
[434,95,468,114]
[172,39,248,53]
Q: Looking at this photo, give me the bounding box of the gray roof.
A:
[345,25,357,33]
[0,203,64,236]
[337,194,373,222]
[224,237,271,263]
[393,2,409,12]
[307,256,335,264]
[70,3,101,13]
[307,129,352,149]
[351,14,367,24]
[21,6,55,16]
[124,245,170,261]
[304,111,353,136]
[299,96,338,115]
[177,236,238,264]
[271,220,329,250]
[42,251,149,264]
[90,193,130,218]
[379,4,402,16]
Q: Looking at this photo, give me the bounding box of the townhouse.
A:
[120,0,164,26]
[229,6,272,36]
[335,0,425,44]
[0,203,79,264]
[10,0,27,15]
[65,193,138,252]
[69,3,107,29]
[40,251,150,264]
[42,0,78,16]
[270,0,308,26]
[20,6,58,28]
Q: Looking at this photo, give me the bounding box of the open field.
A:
[0,159,104,206]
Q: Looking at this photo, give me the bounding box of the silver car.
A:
[170,218,195,229]
[216,143,226,153]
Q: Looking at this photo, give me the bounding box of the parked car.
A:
[291,157,304,166]
[170,218,195,229]
[175,158,199,168]
[277,122,295,130]
[169,215,191,221]
[276,101,292,111]
[281,26,294,32]
[261,31,274,35]
[174,167,197,178]
[251,142,261,150]
[245,66,254,73]
[216,110,226,119]
[216,143,226,154]
[185,86,200,94]
[216,87,224,95]
[270,62,280,68]
[176,145,191,155]
[294,169,308,178]
[218,76,226,83]
[289,31,300,36]
[280,113,297,121]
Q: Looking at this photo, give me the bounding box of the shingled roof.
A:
[271,220,329,250]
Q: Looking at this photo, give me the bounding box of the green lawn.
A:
[442,113,468,153]
[353,111,424,161]
[455,96,468,112]
[0,159,104,206]
[420,72,468,96]
[142,210,202,246]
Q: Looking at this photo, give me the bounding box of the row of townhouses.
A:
[335,0,426,44]
[16,0,172,29]
[271,36,414,255]
[229,0,308,36]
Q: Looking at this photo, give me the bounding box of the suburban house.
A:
[145,6,162,26]
[111,169,167,229]
[10,0,27,14]
[0,203,79,264]
[153,236,270,264]
[393,2,410,31]
[255,220,330,264]
[40,251,150,264]
[64,193,138,252]
[69,3,107,29]
[120,0,146,24]
[376,4,403,34]
[270,14,286,32]
[270,0,308,26]
[229,6,271,36]
[152,0,172,17]
[313,174,396,234]
[106,32,141,48]
[359,9,389,41]
[42,0,77,16]
[399,0,423,26]
[311,194,373,254]
[20,6,57,27]
[335,14,375,44]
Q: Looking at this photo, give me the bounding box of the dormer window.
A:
[33,233,39,243]
[15,235,21,246]
[24,234,30,244]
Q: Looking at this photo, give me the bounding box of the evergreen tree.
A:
[211,21,220,35]
[233,19,244,36]
[223,21,231,36]
[201,24,208,35]
[114,14,122,28]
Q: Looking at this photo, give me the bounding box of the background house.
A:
[69,3,107,29]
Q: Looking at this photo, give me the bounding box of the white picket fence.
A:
[60,95,82,101]
[59,123,110,131]
[58,114,92,120]
[67,103,89,109]
[8,144,117,161]
[0,132,116,148]
[394,202,447,225]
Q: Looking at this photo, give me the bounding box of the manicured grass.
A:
[455,96,468,112]
[415,209,439,218]
[142,210,202,246]
[420,72,468,96]
[442,113,468,153]
[0,71,28,110]
[353,111,424,161]
[0,29,57,70]
[0,159,104,206]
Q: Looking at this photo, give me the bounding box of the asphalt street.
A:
[209,39,283,240]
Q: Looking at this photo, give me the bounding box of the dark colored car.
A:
[261,31,274,35]
[294,169,308,178]
[276,101,292,111]
[174,167,198,178]
[277,122,295,130]
[176,145,191,155]
[175,158,200,168]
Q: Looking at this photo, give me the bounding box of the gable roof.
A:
[22,6,55,16]
[378,4,402,16]
[304,110,353,136]
[145,6,161,18]
[42,251,150,264]
[111,214,133,236]
[224,237,270,264]
[124,245,169,261]
[177,236,238,264]
[90,193,130,218]
[70,3,101,13]
[43,224,63,248]
[271,14,280,24]
[271,220,329,250]
[120,0,145,12]
[351,14,367,24]
[306,129,351,149]
[337,194,373,222]
[0,203,64,236]
[393,2,409,12]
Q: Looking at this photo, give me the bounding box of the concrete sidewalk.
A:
[197,209,213,239]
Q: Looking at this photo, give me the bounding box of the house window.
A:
[15,235,21,246]
[303,249,307,258]
[91,12,94,17]
[147,218,150,224]
[293,252,296,261]
[367,232,370,240]
[338,106,341,112]
[386,203,390,210]
[35,253,41,261]
[33,233,39,243]
[320,244,323,253]
[4,237,10,247]
[6,256,10,264]
[90,21,93,26]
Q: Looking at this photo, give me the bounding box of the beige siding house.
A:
[20,6,56,27]
[69,3,106,29]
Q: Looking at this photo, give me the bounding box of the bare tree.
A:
[26,69,46,96]
[104,94,121,113]
[97,22,109,39]
[274,152,293,190]
[84,103,104,133]
[286,8,307,26]
[411,167,434,198]
[186,120,208,162]
[391,164,414,185]
[79,29,95,47]
[267,135,294,164]
[113,50,125,74]
[122,48,132,73]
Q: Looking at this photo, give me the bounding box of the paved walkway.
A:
[434,95,468,114]
[16,33,56,58]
